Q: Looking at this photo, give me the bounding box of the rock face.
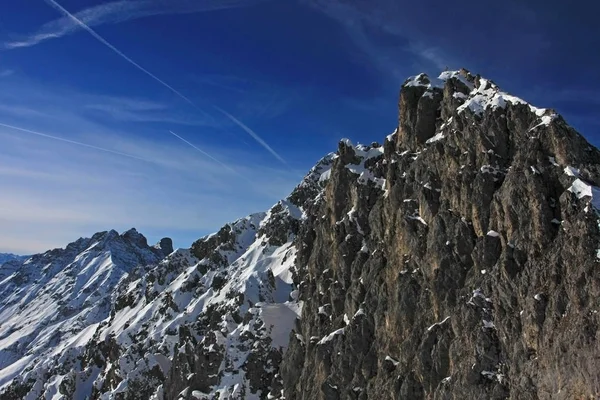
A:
[2,68,600,400]
[280,69,600,400]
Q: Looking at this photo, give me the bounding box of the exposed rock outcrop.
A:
[281,69,600,400]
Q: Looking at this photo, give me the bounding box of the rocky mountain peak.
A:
[154,236,174,257]
[280,69,600,400]
[121,227,148,247]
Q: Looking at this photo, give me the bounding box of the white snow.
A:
[482,320,496,329]
[427,316,451,331]
[480,165,504,175]
[441,74,557,128]
[481,370,505,383]
[385,356,400,366]
[425,131,445,144]
[353,308,365,319]
[564,166,580,177]
[343,313,350,325]
[0,198,307,398]
[340,138,353,146]
[317,328,345,345]
[258,302,302,350]
[529,115,558,131]
[568,179,600,209]
[486,230,500,237]
[407,215,428,226]
[386,130,396,142]
[319,142,385,190]
[438,70,474,90]
[404,73,441,89]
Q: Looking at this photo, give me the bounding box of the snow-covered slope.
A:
[0,253,28,267]
[0,153,337,399]
[0,229,172,397]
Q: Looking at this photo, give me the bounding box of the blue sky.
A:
[0,0,598,254]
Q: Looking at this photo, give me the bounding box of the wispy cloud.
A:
[0,85,213,127]
[84,96,212,126]
[407,43,447,70]
[5,0,266,50]
[0,118,298,254]
[214,106,288,166]
[0,121,154,163]
[306,0,450,77]
[193,73,298,120]
[42,0,208,115]
[0,74,300,254]
[168,130,240,175]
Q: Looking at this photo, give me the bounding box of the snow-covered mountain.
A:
[2,68,600,399]
[0,229,173,396]
[0,253,28,266]
[0,148,338,398]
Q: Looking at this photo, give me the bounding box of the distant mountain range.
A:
[0,253,29,265]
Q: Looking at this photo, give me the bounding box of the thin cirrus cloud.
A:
[0,73,299,254]
[214,106,289,166]
[168,130,242,176]
[306,0,449,77]
[28,0,288,165]
[5,0,267,49]
[40,0,208,115]
[0,110,298,254]
[84,98,214,126]
[0,121,155,163]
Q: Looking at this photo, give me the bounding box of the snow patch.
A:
[317,328,345,345]
[568,179,600,209]
[425,131,445,144]
[451,76,557,127]
[427,316,451,331]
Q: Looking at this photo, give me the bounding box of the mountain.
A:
[0,253,28,266]
[280,70,600,400]
[1,68,600,400]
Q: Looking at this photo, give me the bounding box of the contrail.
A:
[42,0,212,121]
[0,121,153,163]
[168,130,236,173]
[169,130,258,184]
[42,0,285,173]
[213,106,288,166]
[7,0,268,50]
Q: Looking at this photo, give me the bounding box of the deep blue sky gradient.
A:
[0,0,598,253]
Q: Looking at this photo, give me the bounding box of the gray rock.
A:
[281,69,600,400]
